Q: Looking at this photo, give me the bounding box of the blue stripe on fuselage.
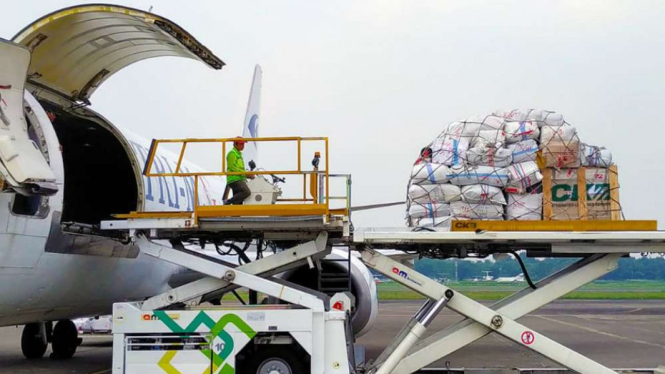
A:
[130,141,195,210]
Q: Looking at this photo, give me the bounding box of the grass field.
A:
[223,280,665,302]
[376,280,665,300]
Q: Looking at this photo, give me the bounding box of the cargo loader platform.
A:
[106,135,665,374]
[109,219,665,374]
[349,227,665,374]
[354,220,665,258]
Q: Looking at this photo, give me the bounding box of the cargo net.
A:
[406,109,622,229]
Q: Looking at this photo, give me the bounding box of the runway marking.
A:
[88,369,111,374]
[575,315,665,337]
[535,315,665,350]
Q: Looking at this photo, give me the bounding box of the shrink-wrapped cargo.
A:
[461,185,507,205]
[447,165,510,187]
[508,140,539,163]
[506,193,543,220]
[471,130,507,149]
[504,121,540,143]
[413,216,453,229]
[410,163,450,184]
[406,108,619,227]
[505,161,543,194]
[494,108,564,127]
[450,201,504,220]
[580,143,612,167]
[408,184,462,203]
[408,203,451,219]
[431,136,469,166]
[466,146,513,167]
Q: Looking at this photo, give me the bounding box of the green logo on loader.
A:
[551,183,610,202]
[154,311,256,374]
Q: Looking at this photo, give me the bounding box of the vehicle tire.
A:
[51,320,78,359]
[21,323,47,359]
[246,347,307,374]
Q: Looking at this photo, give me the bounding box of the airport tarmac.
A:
[0,300,663,373]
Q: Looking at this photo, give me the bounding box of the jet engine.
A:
[279,248,378,337]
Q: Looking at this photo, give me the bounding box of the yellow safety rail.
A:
[141,136,340,224]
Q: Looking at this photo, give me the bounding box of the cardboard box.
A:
[542,166,621,220]
[542,141,580,168]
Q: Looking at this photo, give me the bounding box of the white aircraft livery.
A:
[0,4,377,360]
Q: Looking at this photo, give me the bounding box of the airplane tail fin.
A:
[241,65,262,169]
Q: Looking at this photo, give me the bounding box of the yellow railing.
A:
[142,136,339,223]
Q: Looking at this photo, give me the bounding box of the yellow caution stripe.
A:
[450,220,658,232]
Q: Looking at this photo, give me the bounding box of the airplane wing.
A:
[12,4,224,104]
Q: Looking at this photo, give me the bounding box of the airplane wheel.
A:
[21,323,47,359]
[51,320,78,359]
[247,347,306,374]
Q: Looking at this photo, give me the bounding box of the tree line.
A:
[412,255,665,281]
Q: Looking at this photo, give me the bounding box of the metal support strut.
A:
[359,247,624,374]
[373,290,454,374]
[139,232,331,311]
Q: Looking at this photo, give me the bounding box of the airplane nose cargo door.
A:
[0,40,57,195]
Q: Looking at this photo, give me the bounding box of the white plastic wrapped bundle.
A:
[494,108,564,127]
[431,136,469,166]
[410,163,450,184]
[408,184,462,203]
[504,121,540,143]
[447,115,504,137]
[447,165,510,187]
[451,201,504,219]
[540,125,579,144]
[508,140,539,163]
[408,202,451,219]
[414,216,453,229]
[506,193,543,220]
[471,130,507,149]
[461,185,507,205]
[505,161,543,194]
[580,143,612,167]
[466,146,513,167]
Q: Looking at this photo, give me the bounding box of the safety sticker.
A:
[521,330,535,345]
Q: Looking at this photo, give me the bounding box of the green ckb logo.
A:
[551,183,611,202]
[154,311,256,374]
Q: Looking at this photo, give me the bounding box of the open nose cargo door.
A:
[11,4,225,104]
[0,39,57,195]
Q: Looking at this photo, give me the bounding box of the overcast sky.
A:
[3,1,664,228]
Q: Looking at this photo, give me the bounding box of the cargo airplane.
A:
[0,4,377,360]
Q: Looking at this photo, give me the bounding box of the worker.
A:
[224,137,253,205]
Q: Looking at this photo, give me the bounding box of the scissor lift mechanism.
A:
[353,228,665,374]
[105,214,665,374]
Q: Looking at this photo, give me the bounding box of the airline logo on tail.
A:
[248,114,259,138]
[241,65,262,167]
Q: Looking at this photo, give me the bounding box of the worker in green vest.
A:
[224,137,253,205]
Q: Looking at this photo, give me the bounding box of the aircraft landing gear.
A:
[50,320,80,359]
[21,322,49,359]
